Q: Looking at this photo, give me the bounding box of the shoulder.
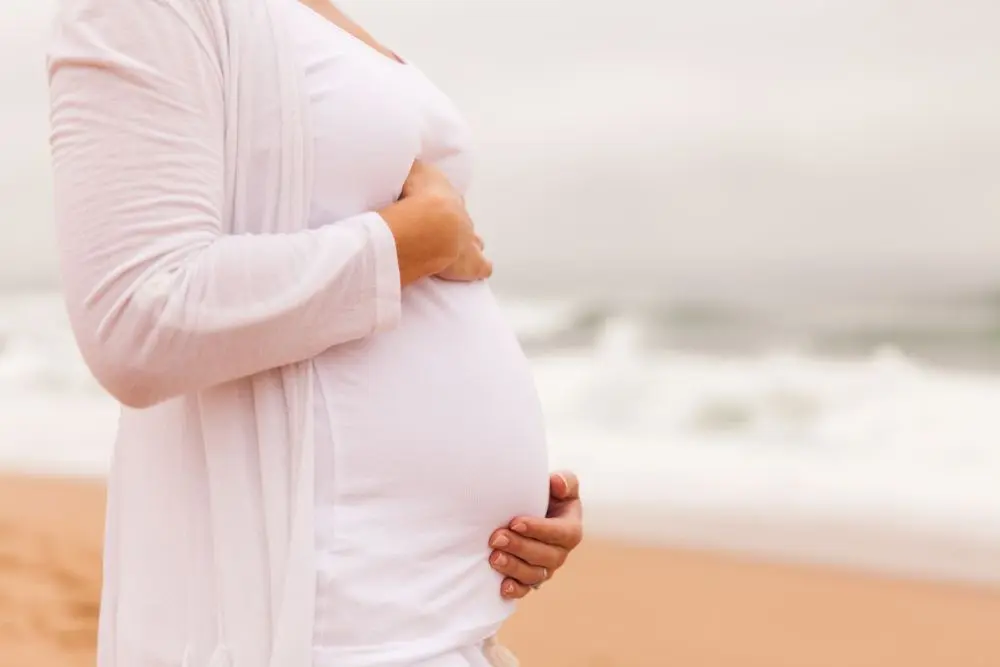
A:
[49,0,229,74]
[50,0,224,43]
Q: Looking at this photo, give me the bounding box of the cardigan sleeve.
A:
[48,0,402,408]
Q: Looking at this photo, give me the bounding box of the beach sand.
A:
[1,474,998,667]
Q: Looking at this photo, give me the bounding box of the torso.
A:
[277,2,550,664]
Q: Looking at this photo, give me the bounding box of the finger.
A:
[547,494,583,523]
[491,529,564,570]
[509,516,583,551]
[501,577,531,600]
[490,551,549,587]
[473,234,485,250]
[472,246,492,279]
[549,471,579,500]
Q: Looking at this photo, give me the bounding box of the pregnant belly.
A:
[311,279,549,655]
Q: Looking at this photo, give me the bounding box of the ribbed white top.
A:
[283,2,551,665]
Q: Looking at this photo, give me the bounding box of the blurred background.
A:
[1,0,999,665]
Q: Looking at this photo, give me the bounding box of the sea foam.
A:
[2,292,998,585]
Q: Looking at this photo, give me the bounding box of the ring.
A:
[531,567,549,590]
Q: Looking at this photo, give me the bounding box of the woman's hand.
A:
[436,233,492,281]
[383,161,480,285]
[401,160,463,203]
[488,471,584,599]
[400,161,491,282]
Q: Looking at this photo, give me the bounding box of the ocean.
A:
[2,0,999,587]
[2,290,999,587]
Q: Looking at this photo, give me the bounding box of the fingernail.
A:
[492,553,508,567]
[490,534,509,548]
[511,522,527,534]
[554,472,569,492]
[503,582,515,596]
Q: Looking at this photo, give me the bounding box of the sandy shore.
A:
[0,474,104,667]
[1,474,998,667]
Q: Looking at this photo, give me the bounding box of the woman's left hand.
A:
[488,471,584,599]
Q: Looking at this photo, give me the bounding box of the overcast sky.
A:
[3,0,1000,301]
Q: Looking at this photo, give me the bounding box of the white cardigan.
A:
[47,0,396,665]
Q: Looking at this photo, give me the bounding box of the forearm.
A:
[63,194,467,408]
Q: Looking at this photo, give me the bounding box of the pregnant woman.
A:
[47,0,582,665]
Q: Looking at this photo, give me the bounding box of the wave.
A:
[4,291,1000,474]
[2,291,999,582]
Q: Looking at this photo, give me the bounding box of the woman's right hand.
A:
[399,161,492,282]
[435,234,492,281]
[400,159,463,202]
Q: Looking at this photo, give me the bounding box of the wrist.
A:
[380,194,463,286]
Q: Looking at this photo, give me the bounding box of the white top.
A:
[280,3,549,665]
[47,0,546,666]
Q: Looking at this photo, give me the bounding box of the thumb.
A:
[549,471,579,500]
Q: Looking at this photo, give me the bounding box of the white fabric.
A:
[284,2,547,664]
[403,637,519,667]
[49,0,378,666]
[47,0,546,666]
